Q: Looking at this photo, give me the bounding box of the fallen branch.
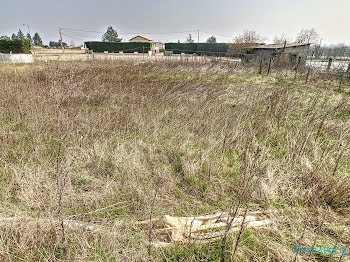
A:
[137,210,272,247]
[0,209,272,248]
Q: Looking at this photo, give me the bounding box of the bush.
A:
[165,43,229,56]
[84,42,152,53]
[0,39,32,54]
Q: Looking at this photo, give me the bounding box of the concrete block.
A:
[0,54,34,64]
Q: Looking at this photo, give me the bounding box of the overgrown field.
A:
[0,60,349,261]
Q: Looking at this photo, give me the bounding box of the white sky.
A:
[1,0,349,45]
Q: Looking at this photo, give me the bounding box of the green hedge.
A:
[165,43,197,54]
[0,39,32,54]
[165,43,229,56]
[84,42,152,53]
[197,43,228,56]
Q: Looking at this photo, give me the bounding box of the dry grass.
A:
[0,59,349,261]
[33,47,85,54]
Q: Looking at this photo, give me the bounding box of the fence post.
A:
[327,58,332,71]
[305,67,311,84]
[267,57,272,76]
[346,62,350,73]
[294,57,301,81]
[13,61,17,75]
[338,73,345,92]
[259,56,263,74]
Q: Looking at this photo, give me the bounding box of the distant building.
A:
[129,35,164,53]
[244,43,311,65]
[129,35,153,43]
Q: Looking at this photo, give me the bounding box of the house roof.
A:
[250,43,311,50]
[129,35,153,42]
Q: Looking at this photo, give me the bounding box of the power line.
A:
[61,33,90,41]
[62,27,234,40]
[200,31,234,39]
[62,31,101,38]
[61,27,196,35]
[61,28,104,34]
[59,27,349,46]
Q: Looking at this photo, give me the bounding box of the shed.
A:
[245,43,311,65]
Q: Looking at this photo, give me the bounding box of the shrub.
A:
[84,42,152,53]
[0,39,32,54]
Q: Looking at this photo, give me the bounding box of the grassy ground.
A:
[0,60,349,261]
[33,46,85,54]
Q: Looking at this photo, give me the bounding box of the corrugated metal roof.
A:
[250,43,311,49]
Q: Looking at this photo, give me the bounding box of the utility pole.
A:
[197,29,199,43]
[23,24,31,37]
[23,24,34,54]
[59,27,65,53]
[316,38,322,59]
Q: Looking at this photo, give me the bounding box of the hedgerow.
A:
[0,39,32,54]
[165,43,229,56]
[84,42,152,53]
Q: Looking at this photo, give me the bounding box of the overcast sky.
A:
[1,0,349,46]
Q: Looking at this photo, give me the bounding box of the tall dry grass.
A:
[0,59,349,261]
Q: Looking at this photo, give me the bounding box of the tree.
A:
[17,29,25,39]
[58,39,67,47]
[0,35,10,39]
[234,30,262,44]
[185,34,194,43]
[228,30,263,55]
[48,40,67,48]
[206,36,217,43]
[33,32,43,46]
[49,41,64,48]
[49,41,57,48]
[11,33,17,40]
[309,44,350,58]
[102,26,121,42]
[26,33,32,43]
[273,34,291,44]
[296,28,319,43]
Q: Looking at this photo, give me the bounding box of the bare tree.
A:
[296,28,319,43]
[273,34,291,44]
[228,30,263,55]
[234,30,262,44]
